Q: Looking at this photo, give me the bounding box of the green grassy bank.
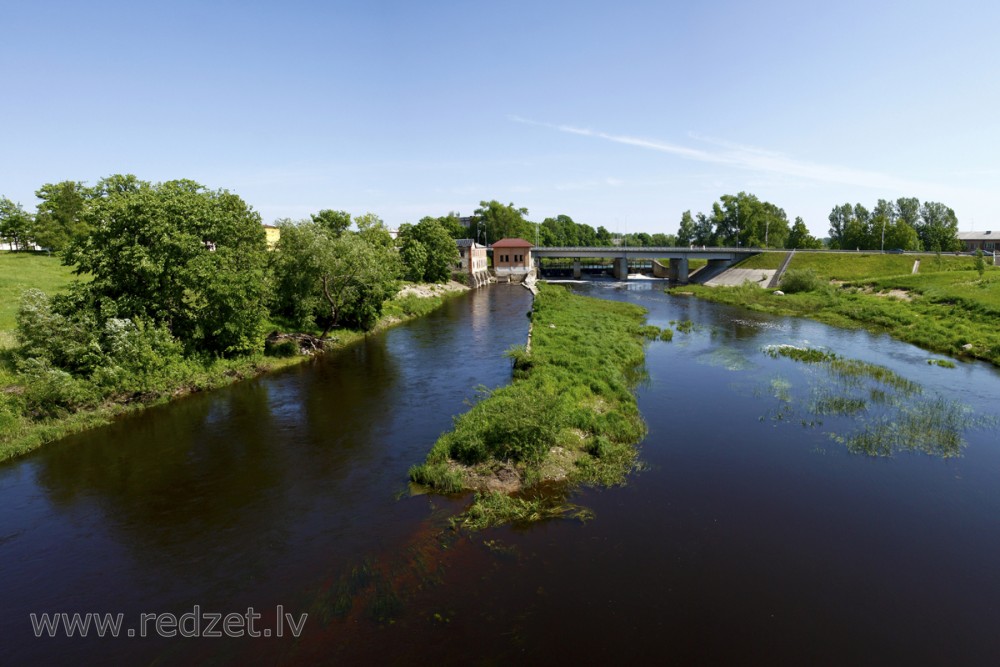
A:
[0,252,77,348]
[677,252,1000,366]
[409,282,662,530]
[0,254,467,463]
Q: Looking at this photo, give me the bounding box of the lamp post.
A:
[735,200,740,248]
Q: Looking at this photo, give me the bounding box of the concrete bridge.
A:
[531,246,761,282]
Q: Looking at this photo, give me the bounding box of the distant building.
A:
[263,224,281,249]
[457,239,489,287]
[958,231,998,252]
[491,237,533,281]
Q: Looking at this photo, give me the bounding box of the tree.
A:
[917,201,961,252]
[712,192,789,248]
[354,212,394,248]
[311,209,352,237]
[883,218,921,251]
[844,203,872,250]
[271,220,401,333]
[436,212,467,240]
[473,201,531,245]
[787,217,822,249]
[32,181,91,252]
[693,212,714,247]
[649,233,675,246]
[895,198,920,230]
[677,210,696,246]
[870,199,896,251]
[399,217,459,282]
[0,197,34,251]
[64,177,270,356]
[975,249,986,280]
[827,203,854,250]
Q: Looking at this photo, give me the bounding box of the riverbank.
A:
[675,267,1000,366]
[0,281,469,463]
[409,282,664,529]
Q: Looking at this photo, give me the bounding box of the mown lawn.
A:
[0,252,77,344]
[734,250,983,281]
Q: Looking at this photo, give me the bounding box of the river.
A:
[2,282,999,665]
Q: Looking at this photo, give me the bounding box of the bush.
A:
[17,358,101,418]
[780,268,824,293]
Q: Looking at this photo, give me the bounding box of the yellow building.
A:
[263,224,281,250]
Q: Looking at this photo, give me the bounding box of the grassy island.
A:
[410,283,659,530]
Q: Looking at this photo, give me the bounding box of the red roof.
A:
[491,237,533,248]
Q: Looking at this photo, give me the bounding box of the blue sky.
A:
[2,0,997,237]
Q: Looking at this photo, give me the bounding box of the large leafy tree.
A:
[917,201,961,252]
[787,217,822,249]
[32,181,91,252]
[272,220,400,334]
[473,200,532,245]
[64,177,270,356]
[827,203,857,250]
[398,217,459,282]
[692,212,715,247]
[713,192,789,248]
[311,209,352,237]
[0,197,34,251]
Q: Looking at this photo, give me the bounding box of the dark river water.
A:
[2,282,1000,666]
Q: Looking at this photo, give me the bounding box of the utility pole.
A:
[735,200,740,248]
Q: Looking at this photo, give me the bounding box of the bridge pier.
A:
[613,257,629,280]
[573,259,582,279]
[668,257,689,283]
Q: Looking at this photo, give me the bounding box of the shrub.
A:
[780,268,824,293]
[17,358,101,418]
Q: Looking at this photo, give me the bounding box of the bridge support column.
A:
[669,257,689,283]
[572,259,582,279]
[613,257,629,280]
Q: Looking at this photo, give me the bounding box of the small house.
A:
[958,231,998,253]
[491,237,533,280]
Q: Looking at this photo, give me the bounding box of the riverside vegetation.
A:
[676,252,1000,366]
[0,175,467,463]
[409,283,676,530]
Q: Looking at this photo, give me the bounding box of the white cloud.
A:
[510,116,972,197]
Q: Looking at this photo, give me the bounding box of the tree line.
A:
[826,198,961,252]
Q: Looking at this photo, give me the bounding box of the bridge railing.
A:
[532,246,761,253]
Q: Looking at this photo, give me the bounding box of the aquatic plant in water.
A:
[761,345,992,458]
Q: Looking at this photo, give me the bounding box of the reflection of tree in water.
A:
[760,345,994,458]
[32,380,296,586]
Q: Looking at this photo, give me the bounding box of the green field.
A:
[0,253,77,344]
[736,250,983,281]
